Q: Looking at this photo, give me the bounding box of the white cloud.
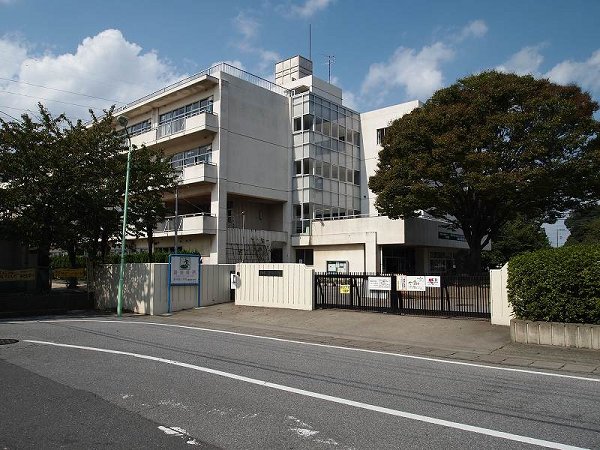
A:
[546,49,600,93]
[291,0,334,17]
[0,35,28,79]
[457,20,488,41]
[0,29,185,120]
[233,12,259,41]
[361,42,454,103]
[496,45,544,75]
[232,12,280,77]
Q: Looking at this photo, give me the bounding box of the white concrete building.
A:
[118,56,469,273]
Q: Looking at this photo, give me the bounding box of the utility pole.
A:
[174,186,179,252]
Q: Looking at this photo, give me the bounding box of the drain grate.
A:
[0,339,19,345]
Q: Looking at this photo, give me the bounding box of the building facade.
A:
[118,56,469,274]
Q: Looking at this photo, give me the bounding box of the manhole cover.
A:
[0,339,19,345]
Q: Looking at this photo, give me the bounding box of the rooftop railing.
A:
[116,63,290,114]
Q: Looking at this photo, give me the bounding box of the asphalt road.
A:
[1,317,599,449]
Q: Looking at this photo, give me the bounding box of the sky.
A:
[2,0,597,243]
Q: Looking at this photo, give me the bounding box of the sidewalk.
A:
[142,303,600,377]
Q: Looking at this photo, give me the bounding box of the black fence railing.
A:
[314,273,490,318]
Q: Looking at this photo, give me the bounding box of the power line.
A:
[0,110,21,121]
[0,77,126,105]
[0,89,104,111]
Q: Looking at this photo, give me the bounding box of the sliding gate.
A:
[314,273,490,318]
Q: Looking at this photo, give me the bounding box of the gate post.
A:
[391,274,399,311]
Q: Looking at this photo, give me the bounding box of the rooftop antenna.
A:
[325,55,335,83]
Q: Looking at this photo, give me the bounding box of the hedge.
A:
[508,245,600,324]
[51,249,202,267]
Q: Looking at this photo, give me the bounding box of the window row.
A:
[127,120,151,137]
[293,113,361,146]
[294,158,360,185]
[294,203,361,220]
[159,97,213,124]
[170,144,213,168]
[292,93,360,130]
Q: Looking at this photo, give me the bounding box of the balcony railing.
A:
[154,212,216,234]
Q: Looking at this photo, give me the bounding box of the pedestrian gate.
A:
[314,273,490,318]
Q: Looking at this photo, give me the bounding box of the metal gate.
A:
[314,273,490,318]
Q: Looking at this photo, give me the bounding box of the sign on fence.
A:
[425,276,441,288]
[368,276,391,291]
[168,254,202,313]
[0,268,35,281]
[170,255,200,285]
[397,275,427,291]
[53,268,86,279]
[339,284,350,294]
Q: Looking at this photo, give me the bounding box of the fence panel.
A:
[315,273,490,318]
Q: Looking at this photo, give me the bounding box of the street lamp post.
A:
[116,115,133,318]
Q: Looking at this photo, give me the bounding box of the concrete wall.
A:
[313,244,365,273]
[490,264,513,326]
[94,263,234,315]
[234,263,314,310]
[511,319,600,350]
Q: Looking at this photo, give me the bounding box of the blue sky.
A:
[1,0,596,242]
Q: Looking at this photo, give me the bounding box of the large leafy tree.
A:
[481,215,550,269]
[0,104,178,290]
[565,205,600,245]
[127,144,178,262]
[369,71,600,272]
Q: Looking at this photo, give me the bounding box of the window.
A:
[171,144,212,168]
[303,114,314,131]
[331,165,338,180]
[295,249,314,265]
[338,125,346,141]
[295,160,302,175]
[127,120,151,137]
[159,97,213,124]
[354,170,360,185]
[376,127,389,145]
[293,117,302,132]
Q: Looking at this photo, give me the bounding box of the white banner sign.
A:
[406,275,426,292]
[425,276,441,288]
[170,255,200,285]
[368,276,391,291]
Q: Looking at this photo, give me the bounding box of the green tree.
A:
[127,144,178,262]
[369,71,600,272]
[482,215,550,269]
[565,205,600,245]
[0,104,179,289]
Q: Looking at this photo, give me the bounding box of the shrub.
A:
[508,245,600,324]
[102,249,201,264]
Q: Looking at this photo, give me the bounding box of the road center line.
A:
[23,339,587,450]
[31,318,600,383]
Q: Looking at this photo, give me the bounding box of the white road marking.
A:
[23,339,588,450]
[157,426,199,445]
[27,318,600,383]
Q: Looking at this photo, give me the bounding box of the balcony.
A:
[129,112,218,149]
[157,112,218,142]
[178,162,217,185]
[154,213,217,236]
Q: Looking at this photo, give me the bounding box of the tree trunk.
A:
[100,229,109,263]
[146,226,154,263]
[36,242,51,293]
[67,243,77,289]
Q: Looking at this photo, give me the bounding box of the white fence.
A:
[234,263,314,310]
[94,263,234,315]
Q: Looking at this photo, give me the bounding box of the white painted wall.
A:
[94,263,234,315]
[313,244,365,273]
[359,101,422,215]
[490,263,513,326]
[234,263,314,310]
